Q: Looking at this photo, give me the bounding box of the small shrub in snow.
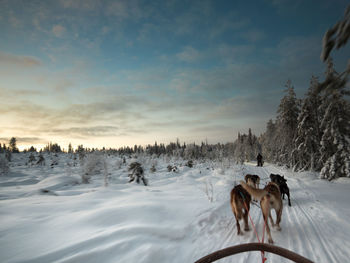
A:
[27,153,36,165]
[186,160,193,168]
[81,153,103,183]
[36,154,45,166]
[150,164,156,173]
[50,160,58,168]
[103,158,109,187]
[116,158,123,169]
[217,168,225,175]
[128,162,147,186]
[167,165,178,173]
[5,151,11,162]
[150,158,157,172]
[0,155,9,175]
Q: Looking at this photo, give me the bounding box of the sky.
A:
[0,0,349,150]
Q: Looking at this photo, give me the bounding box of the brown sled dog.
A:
[230,184,251,235]
[240,181,283,244]
[245,174,260,202]
[244,174,260,189]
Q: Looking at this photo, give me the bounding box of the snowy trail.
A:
[1,155,350,263]
[191,163,350,263]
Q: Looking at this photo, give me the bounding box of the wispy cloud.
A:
[52,24,66,37]
[105,0,146,21]
[267,0,303,13]
[8,11,21,28]
[46,126,120,138]
[59,0,99,11]
[242,30,266,42]
[0,137,46,144]
[176,46,202,63]
[0,52,42,67]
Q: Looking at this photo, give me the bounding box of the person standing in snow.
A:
[257,153,263,167]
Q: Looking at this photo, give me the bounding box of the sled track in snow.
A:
[221,164,342,263]
[290,179,340,263]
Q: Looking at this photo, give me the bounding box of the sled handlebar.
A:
[195,243,314,263]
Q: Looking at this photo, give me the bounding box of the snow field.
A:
[0,153,350,263]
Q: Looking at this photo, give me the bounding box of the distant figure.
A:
[257,153,263,167]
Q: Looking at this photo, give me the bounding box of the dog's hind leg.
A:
[234,213,242,235]
[243,203,250,231]
[128,177,135,183]
[261,198,273,244]
[142,177,148,186]
[231,201,243,235]
[275,207,282,231]
[269,210,275,227]
[263,209,273,244]
[287,191,291,206]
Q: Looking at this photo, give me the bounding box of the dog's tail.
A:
[240,181,268,201]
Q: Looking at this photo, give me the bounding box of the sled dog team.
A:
[230,173,291,244]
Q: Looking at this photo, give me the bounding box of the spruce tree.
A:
[275,80,300,166]
[259,119,277,162]
[318,57,350,180]
[319,91,350,180]
[292,76,322,171]
[9,137,19,153]
[68,143,73,154]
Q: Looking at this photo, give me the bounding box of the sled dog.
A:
[230,184,251,235]
[244,174,260,202]
[270,174,291,206]
[244,174,260,189]
[240,181,283,244]
[270,173,284,184]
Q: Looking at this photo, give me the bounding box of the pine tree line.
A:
[258,7,350,180]
[259,60,349,180]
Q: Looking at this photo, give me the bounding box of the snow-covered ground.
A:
[1,153,350,263]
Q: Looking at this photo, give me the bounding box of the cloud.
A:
[0,137,45,144]
[0,52,42,67]
[59,0,99,11]
[242,30,266,42]
[0,93,147,132]
[211,93,279,120]
[8,11,21,28]
[52,25,66,37]
[267,0,303,14]
[47,126,120,138]
[175,43,254,66]
[208,15,250,39]
[272,36,325,89]
[105,0,145,21]
[176,46,202,63]
[101,26,110,35]
[216,44,255,63]
[0,88,43,99]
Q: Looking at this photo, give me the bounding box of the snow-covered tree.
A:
[259,119,277,162]
[275,80,300,166]
[9,137,19,153]
[292,76,322,171]
[233,130,261,163]
[68,143,73,154]
[316,5,350,179]
[319,91,350,180]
